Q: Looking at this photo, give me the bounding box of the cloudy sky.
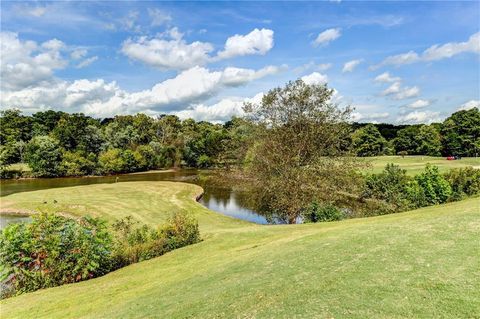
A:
[1,1,479,123]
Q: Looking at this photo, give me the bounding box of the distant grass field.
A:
[3,163,31,172]
[1,181,479,318]
[363,156,480,175]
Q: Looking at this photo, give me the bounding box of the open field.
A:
[364,156,480,175]
[1,181,479,318]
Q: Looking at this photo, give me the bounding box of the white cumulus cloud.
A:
[216,28,274,60]
[122,28,275,70]
[394,86,420,100]
[342,59,363,73]
[381,81,420,100]
[1,65,283,117]
[458,99,480,111]
[0,32,67,90]
[407,99,431,109]
[175,93,264,123]
[121,29,214,70]
[397,111,442,124]
[374,32,480,68]
[374,72,401,83]
[313,28,341,47]
[301,72,328,85]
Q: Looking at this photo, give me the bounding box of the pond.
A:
[0,170,269,225]
[0,214,31,230]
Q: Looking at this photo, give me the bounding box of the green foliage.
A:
[444,167,480,200]
[393,126,420,155]
[415,164,452,205]
[120,149,144,172]
[417,125,442,156]
[0,143,22,169]
[196,154,212,168]
[52,114,100,151]
[362,164,425,212]
[0,109,32,145]
[61,151,97,176]
[441,108,480,157]
[24,136,64,177]
[1,211,201,298]
[244,79,360,223]
[303,202,344,223]
[183,121,227,168]
[351,124,389,156]
[31,110,64,136]
[111,212,200,268]
[0,213,113,298]
[98,149,125,174]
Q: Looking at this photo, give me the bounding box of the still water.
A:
[0,170,268,225]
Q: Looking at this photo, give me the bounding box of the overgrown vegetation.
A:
[0,212,200,298]
[359,164,478,216]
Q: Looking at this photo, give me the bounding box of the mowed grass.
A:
[363,155,480,175]
[1,182,479,318]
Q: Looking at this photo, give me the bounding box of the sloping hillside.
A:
[1,182,479,318]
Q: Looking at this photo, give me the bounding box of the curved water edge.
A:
[0,169,269,225]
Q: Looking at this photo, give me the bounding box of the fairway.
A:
[1,181,479,318]
[364,156,480,175]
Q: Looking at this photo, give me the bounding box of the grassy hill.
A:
[1,181,479,318]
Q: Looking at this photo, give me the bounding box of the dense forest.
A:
[0,105,479,178]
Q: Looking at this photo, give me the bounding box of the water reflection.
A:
[0,170,269,224]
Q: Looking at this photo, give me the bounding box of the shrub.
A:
[362,164,424,212]
[0,213,113,298]
[1,212,201,298]
[303,202,344,223]
[111,212,201,268]
[444,167,480,200]
[158,212,201,249]
[415,164,452,205]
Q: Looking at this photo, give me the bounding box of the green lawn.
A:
[363,155,480,175]
[1,182,479,318]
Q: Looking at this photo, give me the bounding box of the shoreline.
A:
[0,168,179,181]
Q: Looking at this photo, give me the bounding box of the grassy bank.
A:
[364,155,480,175]
[1,181,479,318]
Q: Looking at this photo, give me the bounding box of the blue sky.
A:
[1,1,479,123]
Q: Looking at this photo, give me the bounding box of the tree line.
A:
[0,109,251,177]
[350,108,479,157]
[0,97,478,178]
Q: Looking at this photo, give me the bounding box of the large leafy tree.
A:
[243,80,360,224]
[393,125,421,155]
[52,113,99,151]
[441,108,480,157]
[24,136,64,177]
[417,125,442,156]
[351,124,388,157]
[0,109,32,146]
[31,110,65,136]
